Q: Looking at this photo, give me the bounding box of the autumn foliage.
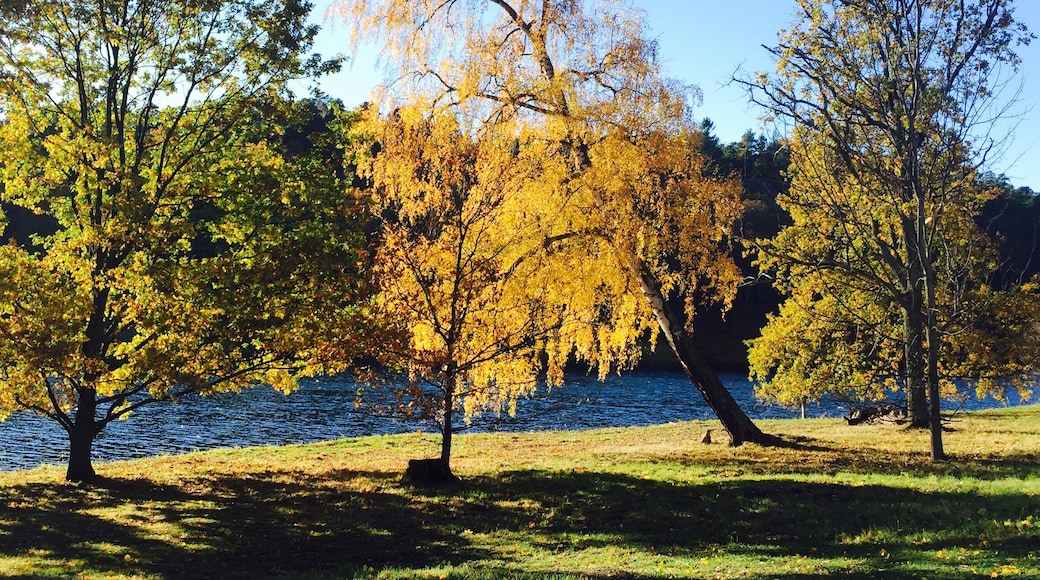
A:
[0,0,367,481]
[333,0,765,448]
[746,0,1037,458]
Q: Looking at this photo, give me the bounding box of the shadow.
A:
[754,432,833,452]
[451,469,1038,579]
[0,468,493,578]
[683,432,1040,481]
[454,470,1027,551]
[1,461,1037,578]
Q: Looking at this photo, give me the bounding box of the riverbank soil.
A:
[1,406,1038,578]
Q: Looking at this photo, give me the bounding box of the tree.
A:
[354,106,642,476]
[331,0,769,445]
[745,0,1035,459]
[750,197,1039,416]
[749,279,906,410]
[0,0,367,481]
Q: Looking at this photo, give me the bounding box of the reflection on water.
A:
[0,371,1027,472]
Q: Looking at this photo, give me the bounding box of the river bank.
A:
[0,370,1030,472]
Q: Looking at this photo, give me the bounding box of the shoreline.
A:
[4,401,1038,475]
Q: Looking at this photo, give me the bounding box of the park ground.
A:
[0,405,1038,579]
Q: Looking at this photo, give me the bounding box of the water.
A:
[0,371,1028,472]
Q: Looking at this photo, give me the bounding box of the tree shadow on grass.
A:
[447,469,1038,578]
[0,469,494,578]
[460,469,1023,547]
[692,432,1040,481]
[1,463,1037,578]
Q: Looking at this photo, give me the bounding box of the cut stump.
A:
[403,458,458,486]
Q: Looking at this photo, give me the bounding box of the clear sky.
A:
[306,0,1040,190]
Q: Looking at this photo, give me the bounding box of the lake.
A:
[0,371,1028,472]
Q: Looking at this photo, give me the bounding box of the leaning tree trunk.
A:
[668,323,768,445]
[562,125,765,444]
[631,258,767,446]
[66,388,98,482]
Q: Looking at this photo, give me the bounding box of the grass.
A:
[1,407,1039,579]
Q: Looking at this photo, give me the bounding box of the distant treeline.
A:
[671,119,1040,372]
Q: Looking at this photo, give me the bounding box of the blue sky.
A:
[307,1,1040,190]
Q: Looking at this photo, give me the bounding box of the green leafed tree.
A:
[745,0,1036,459]
[331,0,769,446]
[0,0,369,481]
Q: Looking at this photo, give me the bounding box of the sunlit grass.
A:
[1,406,1038,578]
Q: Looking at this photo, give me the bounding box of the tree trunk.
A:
[901,297,930,428]
[631,258,767,445]
[440,407,453,470]
[66,388,98,482]
[667,321,767,445]
[439,373,455,474]
[401,373,456,485]
[404,373,458,485]
[922,250,946,460]
[926,352,945,461]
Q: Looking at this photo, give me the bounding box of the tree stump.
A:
[403,458,457,486]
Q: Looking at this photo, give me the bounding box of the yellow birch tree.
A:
[331,0,767,445]
[355,106,654,476]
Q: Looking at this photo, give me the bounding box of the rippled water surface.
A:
[0,371,1026,471]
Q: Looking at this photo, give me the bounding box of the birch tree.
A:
[331,0,768,445]
[354,106,657,475]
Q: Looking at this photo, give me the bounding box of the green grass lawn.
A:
[1,406,1038,579]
